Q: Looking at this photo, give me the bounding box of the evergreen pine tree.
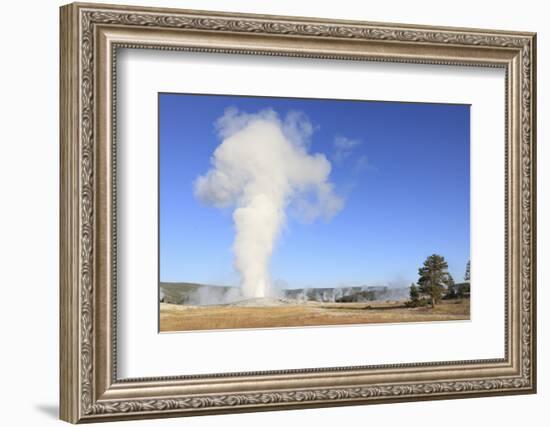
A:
[464,260,471,282]
[417,254,449,308]
[445,274,457,299]
[409,283,420,305]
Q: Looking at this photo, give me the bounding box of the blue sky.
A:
[159,93,470,288]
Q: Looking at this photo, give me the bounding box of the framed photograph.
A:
[60,2,537,423]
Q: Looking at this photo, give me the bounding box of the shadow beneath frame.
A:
[35,404,58,419]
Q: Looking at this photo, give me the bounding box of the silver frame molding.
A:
[60,2,537,423]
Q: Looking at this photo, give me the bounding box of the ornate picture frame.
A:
[60,2,536,423]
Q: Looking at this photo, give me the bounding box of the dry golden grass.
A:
[160,299,470,332]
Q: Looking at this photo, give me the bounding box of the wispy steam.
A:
[194,108,343,299]
[333,136,370,174]
[333,136,362,164]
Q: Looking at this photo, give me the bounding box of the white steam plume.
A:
[194,108,343,299]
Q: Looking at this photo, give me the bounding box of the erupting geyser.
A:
[194,108,343,299]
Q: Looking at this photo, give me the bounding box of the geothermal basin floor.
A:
[159,298,470,332]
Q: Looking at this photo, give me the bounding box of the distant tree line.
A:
[407,255,470,308]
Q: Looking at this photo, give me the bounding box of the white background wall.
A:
[0,0,546,426]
